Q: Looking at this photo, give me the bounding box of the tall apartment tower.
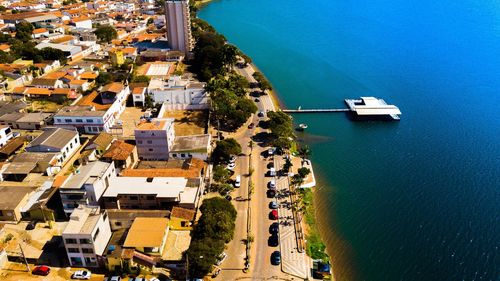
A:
[165,0,193,56]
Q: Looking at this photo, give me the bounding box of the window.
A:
[148,148,153,152]
[103,212,107,221]
[92,127,98,132]
[79,239,91,244]
[93,228,100,241]
[76,119,83,123]
[129,196,138,200]
[181,153,185,158]
[86,119,94,123]
[56,118,62,123]
[115,221,122,226]
[147,140,152,144]
[68,248,80,253]
[146,196,155,200]
[81,248,93,254]
[137,140,142,144]
[65,238,77,244]
[74,138,78,144]
[172,154,177,158]
[65,119,72,122]
[70,143,73,149]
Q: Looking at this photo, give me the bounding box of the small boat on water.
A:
[296,123,308,131]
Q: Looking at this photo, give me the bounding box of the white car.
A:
[268,147,276,156]
[72,270,91,280]
[227,162,236,170]
[215,252,228,265]
[104,277,121,281]
[234,175,241,187]
[149,278,160,281]
[229,155,237,163]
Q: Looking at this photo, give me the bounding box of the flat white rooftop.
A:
[346,97,401,116]
[103,177,188,198]
[145,63,173,77]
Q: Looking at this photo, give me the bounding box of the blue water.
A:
[199,1,500,280]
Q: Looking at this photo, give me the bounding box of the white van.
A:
[235,176,241,187]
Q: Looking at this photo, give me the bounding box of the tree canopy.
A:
[15,22,34,42]
[212,138,242,164]
[253,71,272,91]
[267,111,294,150]
[94,25,118,43]
[187,197,237,277]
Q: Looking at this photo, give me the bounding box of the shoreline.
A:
[196,2,332,279]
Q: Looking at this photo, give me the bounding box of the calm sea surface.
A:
[199,1,500,280]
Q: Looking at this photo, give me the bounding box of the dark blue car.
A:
[271,251,281,265]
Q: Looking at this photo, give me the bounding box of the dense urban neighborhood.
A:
[0,0,330,280]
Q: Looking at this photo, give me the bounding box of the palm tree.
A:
[298,145,311,161]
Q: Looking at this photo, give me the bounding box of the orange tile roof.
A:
[33,28,48,34]
[52,175,68,188]
[71,16,90,23]
[77,91,111,110]
[12,87,26,94]
[132,87,145,95]
[70,79,87,85]
[79,72,98,80]
[102,140,135,161]
[25,87,52,96]
[0,44,10,51]
[136,120,166,131]
[101,82,124,93]
[50,35,74,44]
[53,88,72,95]
[171,206,195,220]
[44,71,67,79]
[121,159,205,178]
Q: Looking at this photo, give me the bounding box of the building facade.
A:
[164,0,193,56]
[134,119,175,160]
[62,206,112,267]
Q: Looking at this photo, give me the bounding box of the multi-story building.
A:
[62,206,112,267]
[134,119,175,160]
[147,76,207,110]
[59,161,116,216]
[102,177,200,210]
[25,127,80,166]
[164,0,193,56]
[54,82,130,134]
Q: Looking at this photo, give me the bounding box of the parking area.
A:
[0,262,105,281]
[161,110,207,136]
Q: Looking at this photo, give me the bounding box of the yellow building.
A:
[123,217,169,256]
[109,49,125,66]
[169,206,195,230]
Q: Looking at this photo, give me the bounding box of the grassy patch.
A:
[298,188,329,261]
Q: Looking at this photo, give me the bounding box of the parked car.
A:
[32,265,50,276]
[254,98,260,102]
[267,189,276,198]
[104,276,122,281]
[269,201,278,209]
[72,270,91,279]
[268,147,276,156]
[215,252,228,265]
[270,210,278,220]
[150,278,161,281]
[227,162,236,170]
[25,220,37,230]
[234,175,241,188]
[130,278,146,281]
[268,234,279,247]
[258,111,265,117]
[268,180,276,189]
[271,251,281,265]
[269,167,276,177]
[229,155,237,163]
[248,123,255,129]
[225,195,232,201]
[269,222,279,234]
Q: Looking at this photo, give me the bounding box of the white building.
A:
[0,125,13,147]
[25,127,80,166]
[115,2,135,12]
[59,161,116,215]
[54,83,130,134]
[62,206,112,267]
[164,0,193,56]
[148,76,207,110]
[134,119,175,160]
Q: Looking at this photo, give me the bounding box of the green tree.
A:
[253,71,272,91]
[298,144,311,161]
[298,167,311,178]
[186,237,224,278]
[94,25,118,43]
[96,72,113,85]
[131,75,151,83]
[212,138,242,164]
[15,22,34,42]
[0,6,6,12]
[39,47,67,64]
[240,53,252,66]
[212,165,230,183]
[268,111,294,139]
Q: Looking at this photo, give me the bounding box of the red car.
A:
[270,210,278,220]
[32,265,50,276]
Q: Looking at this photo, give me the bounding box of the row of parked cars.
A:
[266,155,281,266]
